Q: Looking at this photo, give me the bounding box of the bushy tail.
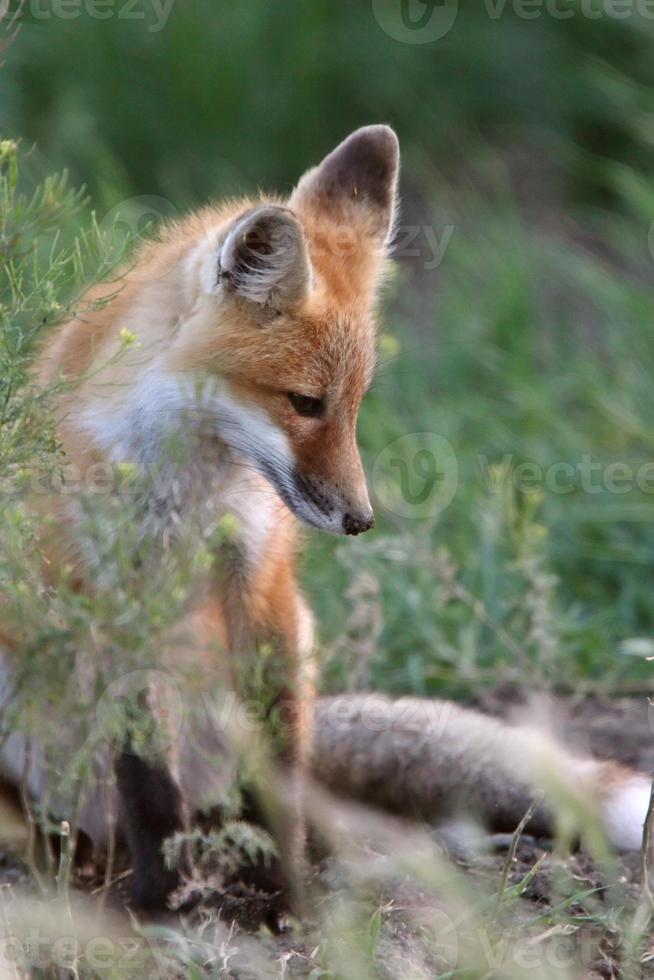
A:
[312,695,652,851]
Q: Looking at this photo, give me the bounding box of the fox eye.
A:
[287,392,324,418]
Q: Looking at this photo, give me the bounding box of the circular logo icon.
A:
[647,697,654,739]
[96,669,184,756]
[372,0,459,44]
[412,906,459,967]
[647,221,654,265]
[372,432,458,519]
[96,195,179,283]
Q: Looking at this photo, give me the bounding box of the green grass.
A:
[305,172,654,700]
[4,0,654,210]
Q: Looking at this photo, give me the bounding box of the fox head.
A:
[93,126,399,534]
[143,126,399,534]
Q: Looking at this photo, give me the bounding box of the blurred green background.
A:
[4,0,654,698]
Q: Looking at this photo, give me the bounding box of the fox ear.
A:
[215,205,312,307]
[291,125,399,244]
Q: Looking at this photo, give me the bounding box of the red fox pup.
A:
[0,126,650,916]
[26,125,399,908]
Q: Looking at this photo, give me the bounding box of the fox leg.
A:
[217,546,315,909]
[113,680,191,910]
[115,748,187,909]
[113,535,315,912]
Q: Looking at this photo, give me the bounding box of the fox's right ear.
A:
[211,205,312,309]
[290,125,400,246]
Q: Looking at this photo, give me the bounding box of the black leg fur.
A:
[115,750,188,910]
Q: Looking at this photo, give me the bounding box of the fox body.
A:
[3,126,400,908]
[0,127,650,912]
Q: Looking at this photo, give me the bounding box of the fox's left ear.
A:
[214,205,312,308]
[290,125,400,245]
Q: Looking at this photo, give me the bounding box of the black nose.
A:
[343,511,375,535]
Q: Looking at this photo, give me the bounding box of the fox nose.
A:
[342,510,375,535]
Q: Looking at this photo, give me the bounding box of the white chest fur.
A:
[78,371,289,567]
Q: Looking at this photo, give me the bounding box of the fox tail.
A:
[312,694,652,851]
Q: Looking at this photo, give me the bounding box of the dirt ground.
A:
[472,688,654,773]
[0,693,652,978]
[225,692,654,977]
